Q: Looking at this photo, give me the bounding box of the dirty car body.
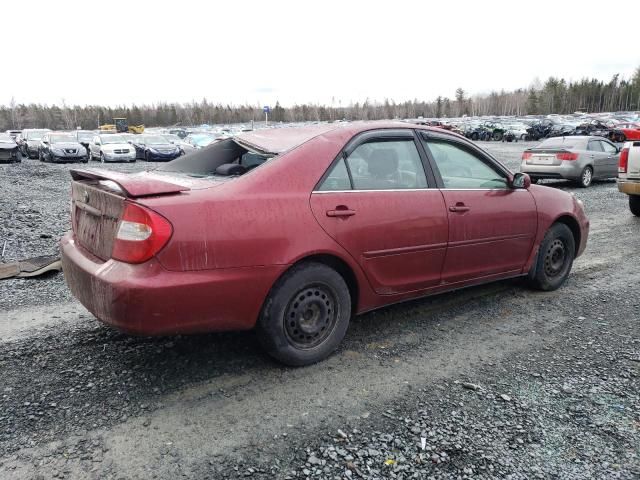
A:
[61,123,589,365]
[0,134,22,163]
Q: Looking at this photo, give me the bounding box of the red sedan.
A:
[61,123,589,365]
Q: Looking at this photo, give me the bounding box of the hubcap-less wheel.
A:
[284,285,337,349]
[544,239,566,278]
[100,153,105,163]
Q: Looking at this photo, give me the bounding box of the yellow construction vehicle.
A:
[99,118,144,134]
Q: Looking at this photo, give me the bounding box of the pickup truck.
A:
[618,141,640,216]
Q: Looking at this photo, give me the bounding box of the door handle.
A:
[326,206,356,217]
[449,203,470,213]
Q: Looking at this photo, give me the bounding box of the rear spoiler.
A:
[70,169,190,198]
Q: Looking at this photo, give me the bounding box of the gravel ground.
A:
[0,142,638,479]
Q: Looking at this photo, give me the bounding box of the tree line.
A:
[2,68,639,131]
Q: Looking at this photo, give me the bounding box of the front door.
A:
[310,133,448,295]
[420,133,537,284]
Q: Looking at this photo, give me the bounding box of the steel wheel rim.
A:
[582,168,592,186]
[544,239,566,277]
[284,284,338,349]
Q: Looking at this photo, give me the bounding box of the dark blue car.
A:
[130,135,181,161]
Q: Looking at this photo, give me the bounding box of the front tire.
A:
[578,166,593,188]
[528,223,576,291]
[256,262,351,366]
[100,152,106,163]
[629,195,640,217]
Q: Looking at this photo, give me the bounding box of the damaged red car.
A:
[61,123,589,365]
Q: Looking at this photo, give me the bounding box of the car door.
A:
[586,139,607,177]
[90,136,100,158]
[598,139,620,178]
[310,130,448,295]
[420,131,537,284]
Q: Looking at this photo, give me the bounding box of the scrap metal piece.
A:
[0,255,62,280]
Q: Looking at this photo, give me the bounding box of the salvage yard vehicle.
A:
[17,128,50,158]
[60,123,589,366]
[71,130,95,155]
[617,141,640,216]
[5,129,22,140]
[130,134,182,161]
[0,133,22,163]
[521,136,620,187]
[88,134,137,163]
[610,123,640,143]
[38,132,88,163]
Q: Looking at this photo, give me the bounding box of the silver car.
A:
[521,136,620,187]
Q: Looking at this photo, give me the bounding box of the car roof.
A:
[234,122,437,155]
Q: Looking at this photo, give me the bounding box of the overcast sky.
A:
[4,0,639,108]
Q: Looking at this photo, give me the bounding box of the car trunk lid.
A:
[69,169,198,261]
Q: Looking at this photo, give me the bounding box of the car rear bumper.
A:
[618,179,640,195]
[60,233,286,335]
[520,161,581,180]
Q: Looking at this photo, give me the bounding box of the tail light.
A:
[112,202,173,264]
[619,147,629,173]
[522,152,532,160]
[556,152,578,161]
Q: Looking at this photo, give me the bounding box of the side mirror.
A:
[511,172,531,189]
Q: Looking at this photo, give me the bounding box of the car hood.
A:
[51,142,84,149]
[0,142,17,150]
[101,143,132,149]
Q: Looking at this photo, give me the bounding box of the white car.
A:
[88,134,137,163]
[618,140,640,216]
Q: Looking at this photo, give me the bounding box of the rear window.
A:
[538,137,576,149]
[158,138,272,178]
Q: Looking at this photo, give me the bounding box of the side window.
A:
[600,141,617,154]
[424,139,508,189]
[345,139,428,190]
[588,141,603,152]
[317,158,351,191]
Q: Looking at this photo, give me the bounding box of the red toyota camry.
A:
[61,122,589,365]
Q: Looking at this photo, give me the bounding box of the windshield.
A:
[163,135,181,143]
[77,131,93,141]
[144,136,168,145]
[101,135,127,144]
[26,131,47,140]
[50,135,75,144]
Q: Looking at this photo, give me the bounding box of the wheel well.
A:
[289,254,359,314]
[554,215,581,249]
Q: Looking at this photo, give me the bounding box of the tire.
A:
[578,166,593,188]
[629,195,640,217]
[256,262,351,366]
[527,223,576,291]
[145,151,151,162]
[15,151,22,163]
[39,150,44,162]
[493,131,503,141]
[100,152,105,163]
[471,132,479,141]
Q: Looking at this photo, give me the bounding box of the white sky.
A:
[4,0,639,108]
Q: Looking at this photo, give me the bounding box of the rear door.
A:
[598,139,619,177]
[420,132,537,284]
[586,139,608,177]
[310,130,448,295]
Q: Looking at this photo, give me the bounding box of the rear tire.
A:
[578,166,593,188]
[527,223,575,291]
[256,262,351,366]
[629,195,640,217]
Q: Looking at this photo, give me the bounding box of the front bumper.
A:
[521,161,581,180]
[146,150,181,161]
[51,154,88,163]
[618,179,640,195]
[60,233,285,335]
[102,152,137,162]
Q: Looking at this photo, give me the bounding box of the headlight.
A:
[147,147,158,153]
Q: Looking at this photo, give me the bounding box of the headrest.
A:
[366,148,398,177]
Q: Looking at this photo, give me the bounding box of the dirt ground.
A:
[0,141,638,479]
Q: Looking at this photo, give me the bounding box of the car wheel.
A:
[493,132,503,141]
[527,223,575,291]
[629,195,640,217]
[256,262,351,366]
[471,132,479,141]
[100,152,105,163]
[578,166,593,188]
[39,150,44,162]
[145,151,151,162]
